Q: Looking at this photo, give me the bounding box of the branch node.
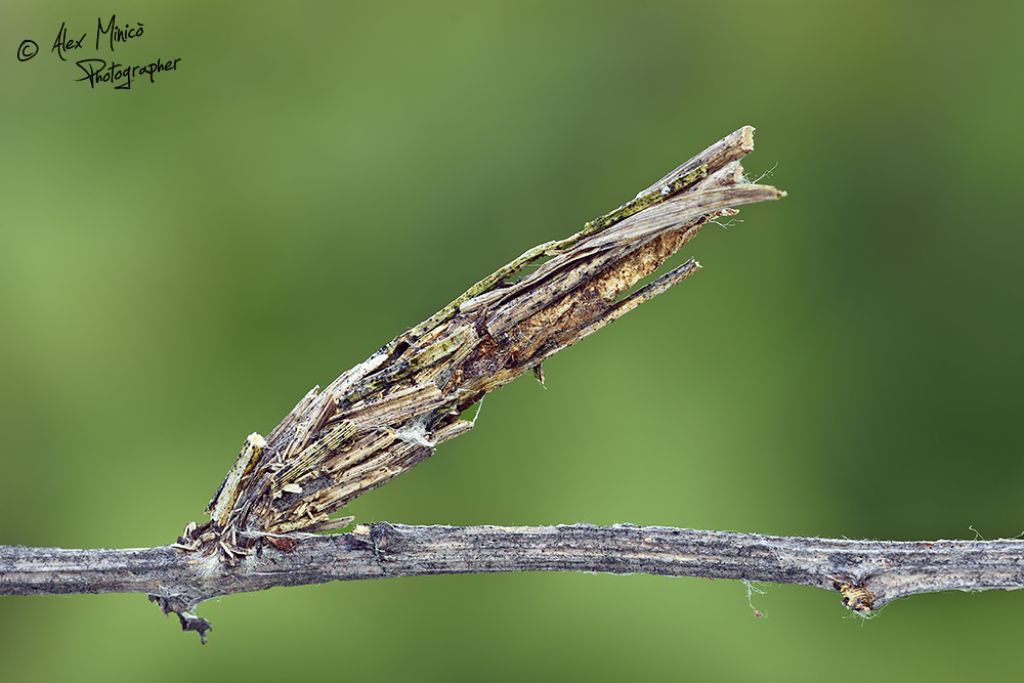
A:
[833,579,877,614]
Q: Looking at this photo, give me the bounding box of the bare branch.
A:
[3,524,1023,641]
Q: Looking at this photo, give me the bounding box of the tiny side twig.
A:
[3,524,1023,642]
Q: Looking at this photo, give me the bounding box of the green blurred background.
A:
[2,1,1023,680]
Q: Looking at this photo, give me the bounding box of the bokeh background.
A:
[3,1,1023,680]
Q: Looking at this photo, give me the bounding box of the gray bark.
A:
[3,523,1022,641]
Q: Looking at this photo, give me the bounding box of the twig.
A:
[4,524,1023,642]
